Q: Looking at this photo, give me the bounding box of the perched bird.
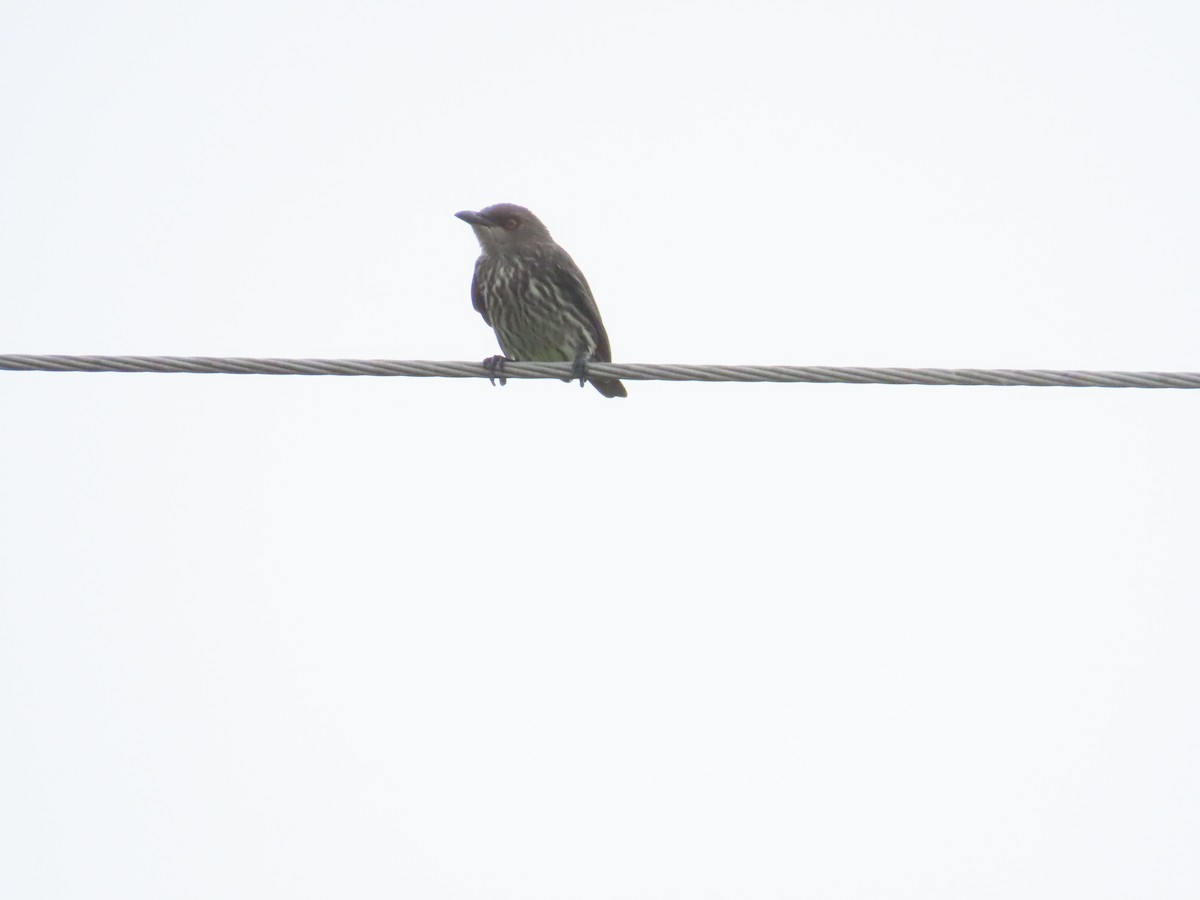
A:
[455,203,627,398]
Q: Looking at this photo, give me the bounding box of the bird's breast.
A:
[478,257,597,362]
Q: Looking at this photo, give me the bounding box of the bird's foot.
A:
[482,355,509,387]
[570,355,589,389]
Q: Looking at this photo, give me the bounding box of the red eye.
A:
[502,218,519,231]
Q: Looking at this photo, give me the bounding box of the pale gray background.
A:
[2,1,1199,897]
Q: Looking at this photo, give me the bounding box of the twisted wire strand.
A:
[1,354,1199,388]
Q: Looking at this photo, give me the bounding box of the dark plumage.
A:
[455,203,627,398]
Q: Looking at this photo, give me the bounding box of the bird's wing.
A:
[545,247,613,362]
[471,257,491,326]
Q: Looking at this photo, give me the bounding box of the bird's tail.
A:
[591,377,628,398]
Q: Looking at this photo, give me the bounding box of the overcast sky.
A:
[3,2,1199,897]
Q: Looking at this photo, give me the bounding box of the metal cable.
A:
[1,354,1199,388]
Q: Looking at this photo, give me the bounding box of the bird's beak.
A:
[455,210,493,227]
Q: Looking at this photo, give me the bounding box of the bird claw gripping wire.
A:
[571,356,589,389]
[482,355,509,387]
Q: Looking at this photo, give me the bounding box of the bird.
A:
[455,203,627,398]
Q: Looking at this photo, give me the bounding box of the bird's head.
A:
[455,203,553,253]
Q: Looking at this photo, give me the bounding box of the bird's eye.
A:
[502,218,520,231]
